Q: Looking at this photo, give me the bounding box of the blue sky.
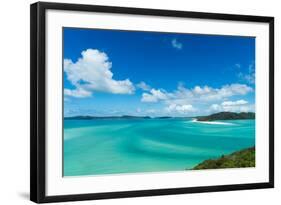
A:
[63,28,255,117]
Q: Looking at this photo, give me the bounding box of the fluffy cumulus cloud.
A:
[136,81,151,91]
[209,100,254,112]
[64,87,91,98]
[166,104,196,113]
[191,84,253,101]
[142,83,253,104]
[171,38,183,50]
[140,83,253,115]
[64,49,135,97]
[141,89,168,102]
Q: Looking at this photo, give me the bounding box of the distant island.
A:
[191,147,255,170]
[65,112,255,121]
[64,115,177,120]
[64,115,152,120]
[196,112,255,121]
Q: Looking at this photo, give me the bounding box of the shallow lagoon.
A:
[64,118,255,176]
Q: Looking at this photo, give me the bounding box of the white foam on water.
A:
[191,119,235,125]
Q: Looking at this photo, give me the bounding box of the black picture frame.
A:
[30,1,274,203]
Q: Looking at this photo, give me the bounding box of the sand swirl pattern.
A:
[64,118,255,176]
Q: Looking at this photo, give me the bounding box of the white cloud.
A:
[64,49,135,97]
[141,93,157,102]
[235,63,241,69]
[193,85,212,95]
[216,84,252,96]
[209,100,254,113]
[136,81,151,91]
[141,83,253,104]
[141,83,253,115]
[171,38,183,50]
[64,87,91,98]
[221,100,248,106]
[209,104,220,111]
[141,89,168,102]
[167,83,253,104]
[237,62,255,84]
[166,104,196,113]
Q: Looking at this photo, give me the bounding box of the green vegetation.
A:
[192,147,255,170]
[196,112,255,121]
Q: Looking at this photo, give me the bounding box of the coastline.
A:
[190,146,255,170]
[196,112,255,122]
[64,115,255,176]
[191,118,235,125]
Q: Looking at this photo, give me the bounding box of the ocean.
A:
[64,118,255,176]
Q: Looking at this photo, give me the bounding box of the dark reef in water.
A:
[191,147,255,170]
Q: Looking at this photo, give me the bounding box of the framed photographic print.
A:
[30,2,274,203]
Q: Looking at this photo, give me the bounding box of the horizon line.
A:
[64,111,256,119]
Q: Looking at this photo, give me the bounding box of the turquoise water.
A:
[64,119,255,176]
